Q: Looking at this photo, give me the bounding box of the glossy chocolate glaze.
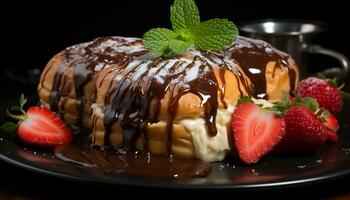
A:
[45,35,298,179]
[54,136,212,180]
[48,37,147,122]
[102,51,249,152]
[224,36,297,99]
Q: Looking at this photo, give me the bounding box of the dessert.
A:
[37,35,299,162]
[2,0,346,180]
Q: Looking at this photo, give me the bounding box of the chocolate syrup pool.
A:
[54,136,212,180]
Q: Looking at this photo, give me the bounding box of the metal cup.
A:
[239,19,349,80]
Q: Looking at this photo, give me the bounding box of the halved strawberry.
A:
[325,130,338,142]
[324,113,340,132]
[232,102,285,164]
[2,95,72,147]
[323,113,340,142]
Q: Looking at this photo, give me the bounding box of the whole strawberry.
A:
[297,77,342,113]
[275,105,327,154]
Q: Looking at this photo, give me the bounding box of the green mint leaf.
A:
[170,0,200,32]
[237,96,253,105]
[143,0,239,56]
[168,39,193,55]
[1,122,18,133]
[143,28,178,56]
[191,18,238,51]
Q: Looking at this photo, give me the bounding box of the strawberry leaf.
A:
[237,96,253,105]
[340,91,350,99]
[19,93,27,112]
[11,106,22,112]
[320,109,330,122]
[302,97,318,112]
[1,122,18,133]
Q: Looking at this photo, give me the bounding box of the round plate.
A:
[1,96,350,190]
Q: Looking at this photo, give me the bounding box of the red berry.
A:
[324,113,340,132]
[232,103,285,164]
[323,113,340,142]
[18,107,72,147]
[298,77,342,113]
[325,130,338,142]
[275,106,327,154]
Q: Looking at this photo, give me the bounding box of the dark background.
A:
[1,1,350,198]
[2,0,350,78]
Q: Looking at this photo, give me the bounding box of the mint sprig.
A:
[142,0,238,56]
[171,0,200,32]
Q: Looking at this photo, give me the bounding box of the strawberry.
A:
[325,130,338,142]
[232,101,285,164]
[275,105,327,154]
[323,113,340,142]
[297,77,342,113]
[1,94,72,147]
[324,113,340,132]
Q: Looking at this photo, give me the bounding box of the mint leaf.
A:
[143,28,178,56]
[1,122,18,133]
[191,19,238,51]
[142,0,239,56]
[168,39,193,55]
[170,0,200,32]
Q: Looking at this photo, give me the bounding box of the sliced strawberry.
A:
[2,94,72,147]
[324,113,340,132]
[232,102,285,164]
[17,107,72,147]
[325,130,338,142]
[323,113,339,142]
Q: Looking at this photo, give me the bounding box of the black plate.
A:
[1,95,350,190]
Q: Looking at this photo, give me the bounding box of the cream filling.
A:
[180,105,234,162]
[91,103,234,162]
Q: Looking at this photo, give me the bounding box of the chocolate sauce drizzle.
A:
[54,135,212,180]
[103,52,239,152]
[224,36,297,99]
[46,35,299,179]
[48,37,147,123]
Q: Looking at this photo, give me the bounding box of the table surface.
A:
[0,75,349,199]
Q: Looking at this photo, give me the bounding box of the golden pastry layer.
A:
[222,36,299,102]
[91,51,253,161]
[38,36,299,162]
[38,37,147,126]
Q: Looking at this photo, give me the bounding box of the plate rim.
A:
[1,143,350,190]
